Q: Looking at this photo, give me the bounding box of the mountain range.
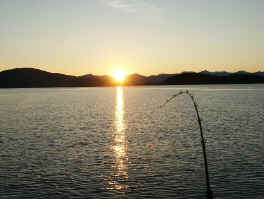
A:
[0,68,264,88]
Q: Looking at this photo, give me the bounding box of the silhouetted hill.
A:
[165,72,222,85]
[0,68,113,88]
[146,74,175,84]
[200,70,230,77]
[0,68,76,87]
[124,74,148,85]
[254,72,264,77]
[164,72,264,85]
[0,68,263,88]
[78,74,113,87]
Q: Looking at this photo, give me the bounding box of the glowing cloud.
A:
[101,0,158,13]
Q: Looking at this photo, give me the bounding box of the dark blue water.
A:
[0,85,263,198]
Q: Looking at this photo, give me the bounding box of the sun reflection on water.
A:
[108,86,128,192]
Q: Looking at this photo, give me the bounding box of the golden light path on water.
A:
[108,86,128,192]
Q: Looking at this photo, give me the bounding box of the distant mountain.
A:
[0,68,263,88]
[165,71,264,85]
[200,70,230,77]
[234,70,251,75]
[124,74,148,85]
[254,72,264,77]
[146,74,175,84]
[165,72,223,85]
[0,68,75,88]
[78,74,113,87]
[0,68,114,88]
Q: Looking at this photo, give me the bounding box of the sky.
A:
[0,0,263,76]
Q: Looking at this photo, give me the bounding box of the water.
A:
[0,85,263,199]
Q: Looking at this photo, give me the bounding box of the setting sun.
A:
[113,70,126,83]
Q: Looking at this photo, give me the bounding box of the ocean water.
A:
[0,85,263,199]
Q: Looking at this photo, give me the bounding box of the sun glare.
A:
[113,70,126,83]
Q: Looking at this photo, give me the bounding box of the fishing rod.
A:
[161,90,213,199]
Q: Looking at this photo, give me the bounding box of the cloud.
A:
[101,0,159,13]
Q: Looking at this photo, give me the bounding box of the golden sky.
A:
[0,0,263,75]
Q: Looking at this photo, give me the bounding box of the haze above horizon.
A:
[0,0,263,76]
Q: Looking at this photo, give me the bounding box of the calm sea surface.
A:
[0,85,263,199]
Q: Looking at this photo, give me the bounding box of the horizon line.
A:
[1,66,264,77]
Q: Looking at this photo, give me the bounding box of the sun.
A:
[113,70,126,83]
